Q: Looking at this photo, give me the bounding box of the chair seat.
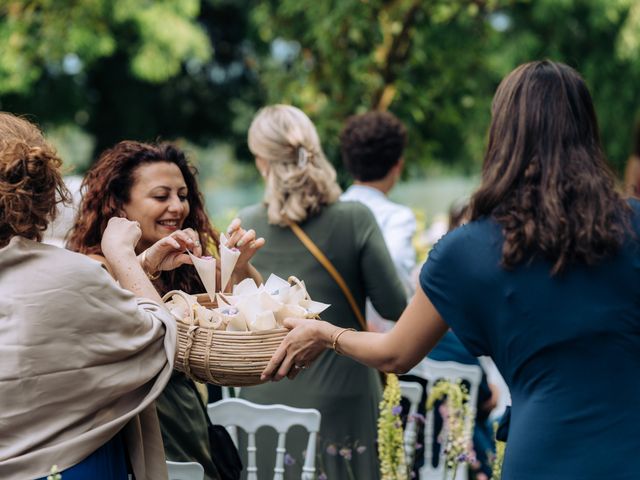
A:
[166,460,205,480]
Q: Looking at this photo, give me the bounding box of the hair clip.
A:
[297,146,309,168]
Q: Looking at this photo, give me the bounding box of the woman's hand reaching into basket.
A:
[224,218,266,285]
[138,228,201,278]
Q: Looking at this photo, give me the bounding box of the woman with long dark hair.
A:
[263,61,640,479]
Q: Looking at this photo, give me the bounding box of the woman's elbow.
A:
[378,355,414,374]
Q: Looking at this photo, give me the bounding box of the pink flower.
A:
[326,444,338,456]
[339,447,352,460]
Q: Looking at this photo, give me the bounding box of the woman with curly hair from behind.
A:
[0,112,197,480]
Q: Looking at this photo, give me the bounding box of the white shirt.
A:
[342,185,417,330]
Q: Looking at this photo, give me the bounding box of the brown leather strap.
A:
[289,221,367,331]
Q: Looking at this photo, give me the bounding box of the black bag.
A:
[207,423,243,480]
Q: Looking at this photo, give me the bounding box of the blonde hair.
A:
[0,112,69,246]
[248,105,341,226]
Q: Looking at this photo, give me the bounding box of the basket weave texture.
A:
[162,290,288,387]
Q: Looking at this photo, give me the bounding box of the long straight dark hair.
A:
[470,60,631,274]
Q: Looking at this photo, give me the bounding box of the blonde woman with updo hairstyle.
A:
[238,105,407,480]
[0,112,198,480]
[248,104,342,225]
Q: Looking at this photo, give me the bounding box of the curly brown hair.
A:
[67,140,219,294]
[470,60,631,274]
[340,111,407,182]
[0,112,70,247]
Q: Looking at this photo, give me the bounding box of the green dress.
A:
[238,201,407,480]
[156,372,220,480]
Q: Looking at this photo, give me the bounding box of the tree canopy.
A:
[1,0,640,176]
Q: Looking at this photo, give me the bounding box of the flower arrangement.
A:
[47,465,62,480]
[490,422,506,480]
[426,379,475,480]
[378,373,408,480]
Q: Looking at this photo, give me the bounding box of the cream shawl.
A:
[0,237,177,480]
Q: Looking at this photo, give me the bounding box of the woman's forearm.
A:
[107,250,164,303]
[316,322,408,372]
[262,286,448,382]
[318,288,449,374]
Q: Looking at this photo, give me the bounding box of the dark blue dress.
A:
[420,200,640,480]
[35,433,128,480]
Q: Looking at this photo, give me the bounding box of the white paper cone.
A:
[264,274,291,302]
[215,306,248,331]
[219,234,241,293]
[249,310,277,331]
[275,304,308,325]
[232,278,259,296]
[299,299,331,316]
[216,292,236,306]
[187,251,216,302]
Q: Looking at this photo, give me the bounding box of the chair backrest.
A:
[399,380,424,470]
[207,397,321,480]
[408,358,483,480]
[166,460,205,480]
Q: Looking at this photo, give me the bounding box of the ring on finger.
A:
[194,240,201,247]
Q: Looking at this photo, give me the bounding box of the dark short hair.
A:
[340,111,407,182]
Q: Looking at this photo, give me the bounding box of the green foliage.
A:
[248,0,501,175]
[47,464,61,480]
[377,373,408,480]
[0,0,259,165]
[490,422,506,480]
[426,379,474,479]
[486,0,640,173]
[2,0,640,176]
[0,0,210,93]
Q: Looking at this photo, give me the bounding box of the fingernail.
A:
[236,240,244,247]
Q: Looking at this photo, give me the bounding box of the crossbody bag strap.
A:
[289,221,367,331]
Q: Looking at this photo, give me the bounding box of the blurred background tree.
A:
[1,0,640,178]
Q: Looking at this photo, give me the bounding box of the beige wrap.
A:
[0,237,177,480]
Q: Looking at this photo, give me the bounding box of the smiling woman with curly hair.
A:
[68,140,264,480]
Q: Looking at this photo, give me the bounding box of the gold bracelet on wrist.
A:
[332,327,356,355]
[140,251,161,280]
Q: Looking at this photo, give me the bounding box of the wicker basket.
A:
[162,280,308,387]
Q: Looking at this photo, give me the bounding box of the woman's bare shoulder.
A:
[87,253,115,277]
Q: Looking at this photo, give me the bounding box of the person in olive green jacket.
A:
[239,105,407,480]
